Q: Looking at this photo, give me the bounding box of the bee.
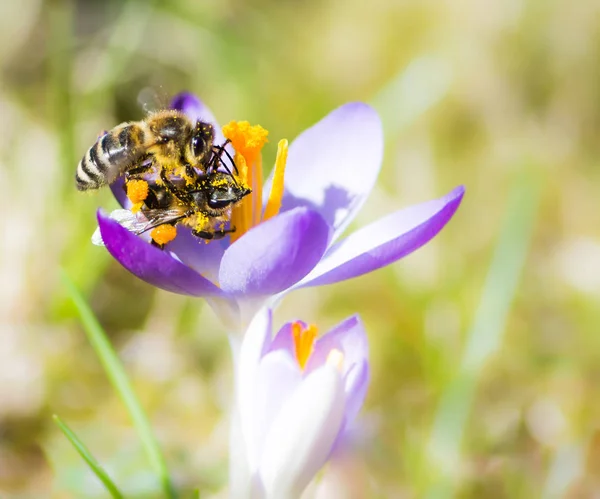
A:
[144,169,251,241]
[93,170,251,247]
[76,109,224,191]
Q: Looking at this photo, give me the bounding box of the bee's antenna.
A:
[212,140,239,176]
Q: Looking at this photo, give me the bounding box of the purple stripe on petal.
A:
[274,103,383,243]
[219,207,330,296]
[298,185,465,288]
[97,211,225,297]
[170,92,228,147]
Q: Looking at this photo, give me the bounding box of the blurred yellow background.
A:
[1,0,600,497]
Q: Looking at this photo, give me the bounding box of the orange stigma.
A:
[150,225,177,245]
[292,322,318,371]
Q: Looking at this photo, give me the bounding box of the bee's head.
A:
[189,121,215,162]
[194,172,251,211]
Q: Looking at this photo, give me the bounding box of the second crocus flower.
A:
[229,307,369,499]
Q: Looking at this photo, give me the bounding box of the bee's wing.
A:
[137,87,170,114]
[137,209,187,233]
[92,208,185,246]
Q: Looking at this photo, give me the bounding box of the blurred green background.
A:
[1,0,600,497]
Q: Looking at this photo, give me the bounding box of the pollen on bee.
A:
[131,202,144,213]
[150,224,177,245]
[194,212,210,232]
[126,179,149,204]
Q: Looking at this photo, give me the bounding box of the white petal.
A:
[259,364,346,499]
[254,350,302,464]
[237,307,273,472]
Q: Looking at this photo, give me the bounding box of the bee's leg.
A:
[151,240,165,250]
[160,169,194,204]
[125,156,154,181]
[193,226,236,241]
[192,230,214,240]
[185,164,198,181]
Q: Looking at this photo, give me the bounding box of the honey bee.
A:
[79,105,250,244]
[93,170,250,247]
[75,109,224,191]
[142,170,251,242]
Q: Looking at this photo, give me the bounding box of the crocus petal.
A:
[219,207,330,296]
[259,364,346,498]
[340,359,369,433]
[237,308,273,471]
[306,316,369,436]
[297,185,465,288]
[97,211,224,297]
[110,176,131,210]
[305,315,368,378]
[276,103,383,243]
[170,92,228,147]
[168,227,226,284]
[253,350,302,471]
[267,320,305,356]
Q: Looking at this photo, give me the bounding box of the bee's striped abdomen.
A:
[75,123,147,191]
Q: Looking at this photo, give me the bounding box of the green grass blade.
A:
[61,271,177,499]
[424,173,540,498]
[53,415,124,499]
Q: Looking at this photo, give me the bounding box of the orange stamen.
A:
[150,225,177,245]
[252,153,263,226]
[229,154,249,243]
[292,322,318,371]
[262,139,289,221]
[223,122,269,242]
[126,179,149,204]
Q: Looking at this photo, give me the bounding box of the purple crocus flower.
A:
[230,306,369,498]
[96,93,464,329]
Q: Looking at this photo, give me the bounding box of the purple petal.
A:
[171,92,228,147]
[110,176,131,210]
[218,207,330,296]
[298,186,465,288]
[97,211,225,297]
[276,103,383,242]
[268,320,307,356]
[305,315,368,379]
[306,316,370,449]
[168,226,226,283]
[340,359,369,432]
